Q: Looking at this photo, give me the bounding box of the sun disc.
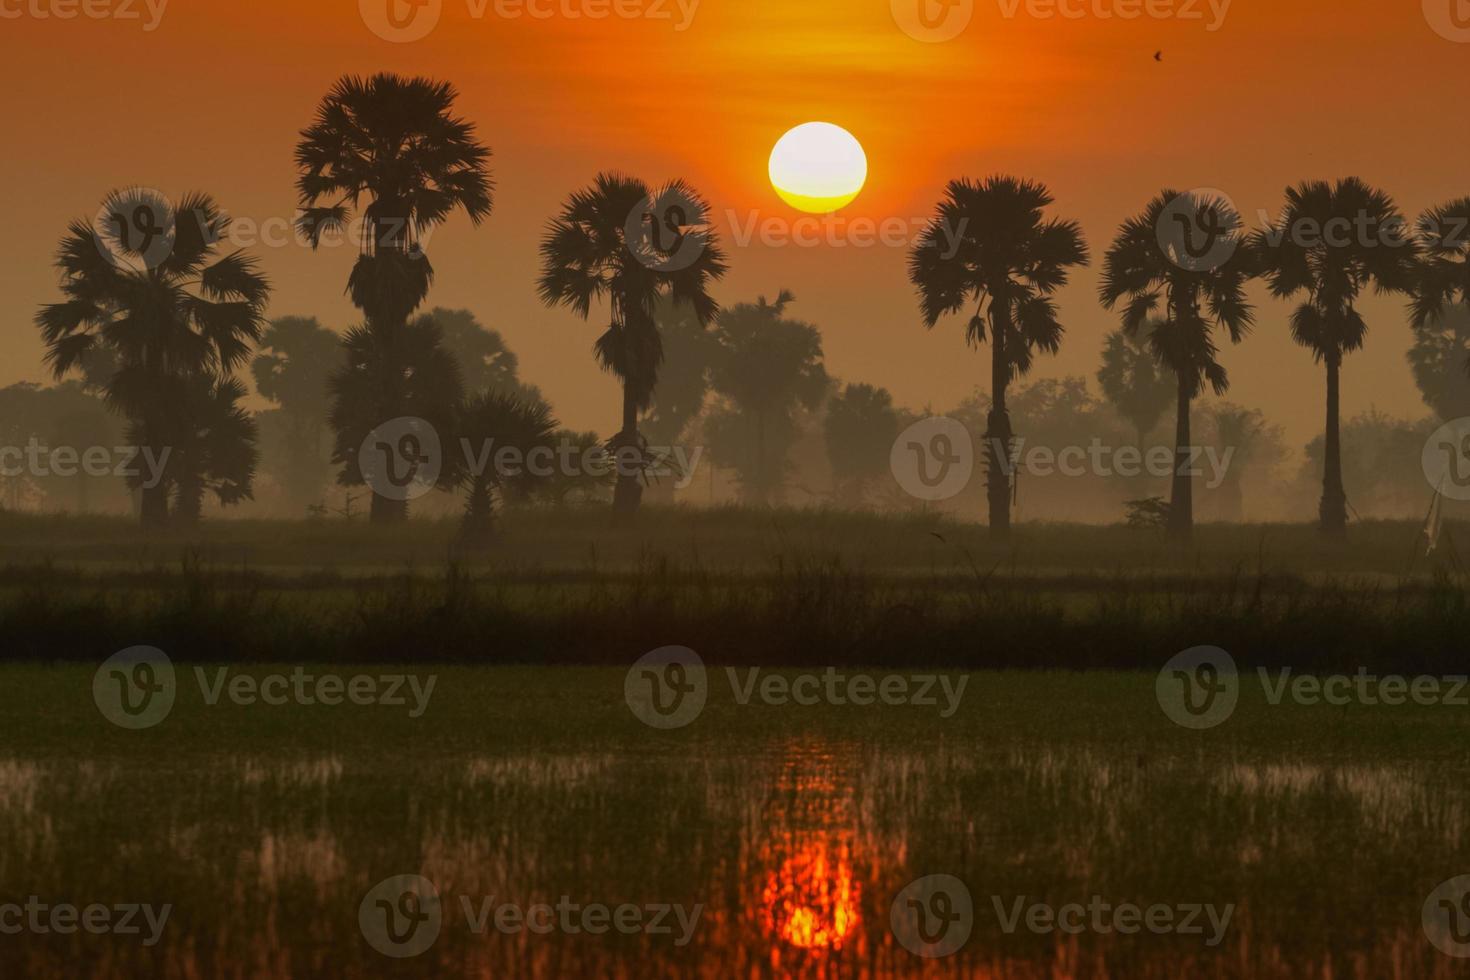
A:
[768,122,867,214]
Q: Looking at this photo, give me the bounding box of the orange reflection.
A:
[760,835,861,949]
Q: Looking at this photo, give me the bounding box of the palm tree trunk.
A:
[986,306,1013,540]
[1167,376,1193,542]
[138,419,170,528]
[368,214,412,526]
[459,475,496,546]
[611,380,643,518]
[1320,353,1348,536]
[172,480,203,526]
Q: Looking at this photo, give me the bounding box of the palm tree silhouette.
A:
[1097,325,1174,451]
[452,391,559,547]
[1409,197,1470,377]
[1253,178,1418,536]
[295,73,493,523]
[1101,189,1254,541]
[537,172,727,517]
[36,188,269,526]
[909,176,1088,539]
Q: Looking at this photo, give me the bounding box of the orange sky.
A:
[4,0,1468,448]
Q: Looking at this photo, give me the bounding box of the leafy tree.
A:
[1101,189,1254,541]
[1202,403,1285,522]
[327,315,463,506]
[1254,178,1418,535]
[251,316,339,511]
[824,382,900,507]
[538,173,726,517]
[643,295,718,448]
[36,188,269,525]
[909,176,1088,539]
[430,307,549,409]
[1097,326,1174,447]
[296,73,493,522]
[705,291,829,504]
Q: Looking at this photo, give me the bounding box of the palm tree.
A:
[36,188,269,526]
[1097,326,1174,449]
[295,73,493,522]
[146,373,260,525]
[909,176,1088,539]
[1409,197,1470,377]
[1408,304,1470,421]
[538,173,727,517]
[705,291,829,504]
[452,391,559,546]
[1100,189,1254,541]
[1253,178,1418,536]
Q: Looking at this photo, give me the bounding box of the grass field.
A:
[5,509,1470,976]
[4,665,1470,978]
[1,508,1467,672]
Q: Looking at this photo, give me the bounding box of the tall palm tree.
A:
[705,290,829,504]
[451,391,559,546]
[538,172,727,517]
[1100,189,1254,541]
[35,188,269,526]
[1253,178,1418,536]
[1409,197,1470,376]
[295,73,493,522]
[909,176,1088,540]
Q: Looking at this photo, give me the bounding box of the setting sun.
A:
[768,122,868,214]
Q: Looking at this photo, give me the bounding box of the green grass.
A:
[0,509,1467,671]
[3,666,1469,978]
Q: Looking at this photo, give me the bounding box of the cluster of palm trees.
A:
[33,70,1470,540]
[910,177,1470,541]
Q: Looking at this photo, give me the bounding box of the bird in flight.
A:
[1154,50,1163,62]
